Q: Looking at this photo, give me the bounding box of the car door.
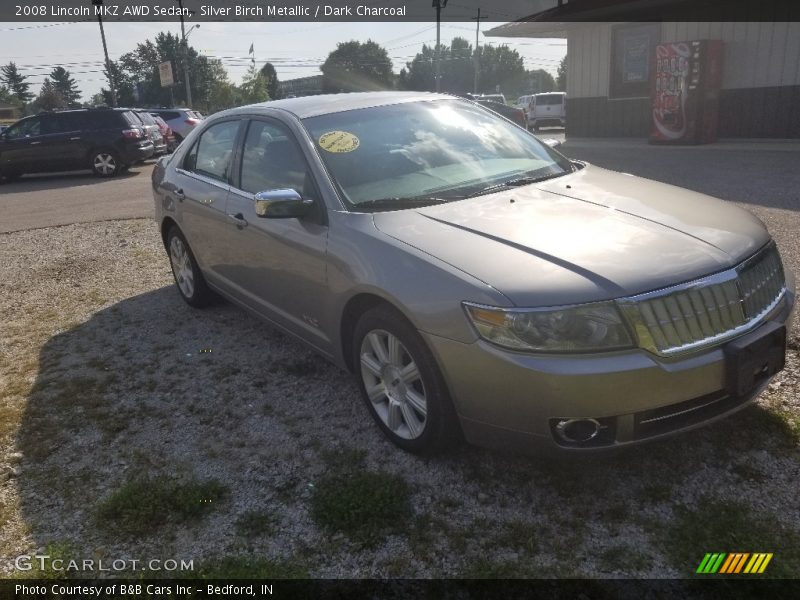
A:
[173,118,243,282]
[0,116,43,173]
[220,117,331,349]
[35,113,86,171]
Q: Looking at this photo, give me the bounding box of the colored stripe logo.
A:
[696,553,773,574]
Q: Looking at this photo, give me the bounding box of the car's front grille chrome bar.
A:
[618,242,786,356]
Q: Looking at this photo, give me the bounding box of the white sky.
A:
[0,21,566,101]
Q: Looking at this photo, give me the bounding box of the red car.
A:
[150,114,177,153]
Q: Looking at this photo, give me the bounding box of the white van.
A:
[529,92,567,131]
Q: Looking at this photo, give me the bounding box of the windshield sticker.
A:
[319,131,360,153]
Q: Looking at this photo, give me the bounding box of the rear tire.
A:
[352,305,461,455]
[90,149,121,177]
[166,227,216,308]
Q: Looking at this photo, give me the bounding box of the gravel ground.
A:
[0,218,798,579]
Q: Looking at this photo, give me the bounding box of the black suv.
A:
[0,108,155,180]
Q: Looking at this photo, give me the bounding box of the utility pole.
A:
[93,0,117,106]
[432,0,448,93]
[176,0,192,108]
[471,8,488,94]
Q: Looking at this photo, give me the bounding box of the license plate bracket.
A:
[724,322,786,398]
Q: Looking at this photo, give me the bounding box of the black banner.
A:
[4,579,800,600]
[1,0,798,23]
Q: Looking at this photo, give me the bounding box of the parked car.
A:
[474,98,527,128]
[472,93,506,105]
[131,110,166,156]
[148,108,203,142]
[529,92,567,131]
[152,92,795,455]
[150,113,177,153]
[0,108,154,179]
[514,94,533,120]
[0,125,7,134]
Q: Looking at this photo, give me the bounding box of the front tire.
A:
[166,227,215,308]
[353,305,460,455]
[90,149,121,177]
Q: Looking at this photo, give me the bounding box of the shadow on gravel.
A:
[13,284,799,574]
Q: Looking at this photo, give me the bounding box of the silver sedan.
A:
[152,92,796,454]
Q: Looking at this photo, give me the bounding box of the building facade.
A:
[488,3,800,138]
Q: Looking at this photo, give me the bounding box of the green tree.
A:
[238,63,270,105]
[1,62,33,103]
[34,79,67,111]
[100,61,137,107]
[557,55,567,91]
[478,44,526,96]
[259,62,280,100]
[321,40,393,93]
[49,67,81,106]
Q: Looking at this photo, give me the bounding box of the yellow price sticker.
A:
[319,130,360,153]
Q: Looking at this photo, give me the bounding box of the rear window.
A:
[155,110,180,121]
[535,94,565,106]
[136,112,157,125]
[86,110,131,129]
[190,111,203,119]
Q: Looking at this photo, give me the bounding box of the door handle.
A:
[174,188,185,201]
[69,137,81,141]
[227,213,248,229]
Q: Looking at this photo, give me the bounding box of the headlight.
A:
[463,302,634,353]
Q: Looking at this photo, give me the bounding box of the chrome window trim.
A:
[175,168,231,193]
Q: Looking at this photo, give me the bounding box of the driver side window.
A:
[6,117,41,139]
[184,120,240,183]
[238,120,315,199]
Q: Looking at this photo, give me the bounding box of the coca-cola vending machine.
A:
[650,40,723,144]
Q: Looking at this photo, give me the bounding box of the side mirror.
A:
[542,138,562,149]
[254,188,313,219]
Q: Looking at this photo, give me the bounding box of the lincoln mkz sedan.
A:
[152,92,796,455]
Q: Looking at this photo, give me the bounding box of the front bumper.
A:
[423,284,795,454]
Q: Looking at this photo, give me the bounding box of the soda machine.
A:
[650,40,723,144]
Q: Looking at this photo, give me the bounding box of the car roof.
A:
[221,91,456,120]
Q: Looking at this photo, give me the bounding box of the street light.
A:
[432,0,448,93]
[92,0,117,106]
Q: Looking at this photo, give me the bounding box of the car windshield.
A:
[303,99,573,210]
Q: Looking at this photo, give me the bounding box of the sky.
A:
[0,21,566,101]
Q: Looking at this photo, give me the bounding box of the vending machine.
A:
[650,40,723,144]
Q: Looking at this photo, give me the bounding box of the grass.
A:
[659,496,800,579]
[311,470,412,545]
[189,557,308,579]
[96,476,228,536]
[235,510,276,538]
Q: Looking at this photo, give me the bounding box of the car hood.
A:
[372,164,770,306]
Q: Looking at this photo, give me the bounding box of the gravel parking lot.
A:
[0,143,798,580]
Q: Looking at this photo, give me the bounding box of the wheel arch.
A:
[160,217,180,250]
[339,292,417,373]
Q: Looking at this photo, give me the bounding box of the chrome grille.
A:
[619,243,786,356]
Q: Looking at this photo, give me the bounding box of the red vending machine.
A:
[650,40,723,144]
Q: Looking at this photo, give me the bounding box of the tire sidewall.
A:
[352,306,458,454]
[166,227,210,308]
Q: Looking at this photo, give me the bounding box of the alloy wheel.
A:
[93,153,117,176]
[359,329,427,440]
[169,236,195,298]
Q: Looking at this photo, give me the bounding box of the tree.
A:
[99,61,136,107]
[557,55,567,91]
[34,79,67,111]
[477,44,526,96]
[49,67,81,106]
[238,63,270,105]
[1,62,33,103]
[259,62,280,100]
[321,40,393,93]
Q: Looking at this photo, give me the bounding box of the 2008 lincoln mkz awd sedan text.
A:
[152,92,796,454]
